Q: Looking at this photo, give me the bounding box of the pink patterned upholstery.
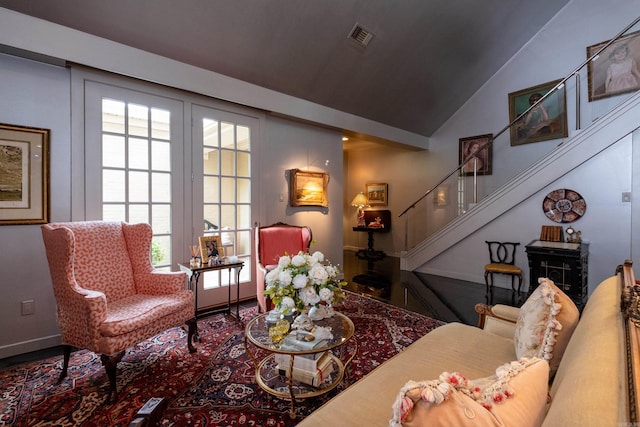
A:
[41,221,196,401]
[255,222,312,312]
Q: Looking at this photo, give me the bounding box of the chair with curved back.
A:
[41,221,197,402]
[484,241,523,294]
[255,222,312,312]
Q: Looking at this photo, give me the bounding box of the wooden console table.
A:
[353,210,391,261]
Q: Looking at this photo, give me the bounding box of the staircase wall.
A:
[405,92,640,294]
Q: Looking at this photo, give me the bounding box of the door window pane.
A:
[128,104,149,137]
[129,171,149,202]
[129,137,149,169]
[129,204,149,224]
[103,170,125,202]
[102,135,125,168]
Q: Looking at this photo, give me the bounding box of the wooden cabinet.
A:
[525,240,589,310]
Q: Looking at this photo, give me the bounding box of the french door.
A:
[84,81,185,270]
[80,74,259,310]
[191,105,256,308]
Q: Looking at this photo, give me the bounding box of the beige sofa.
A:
[298,261,640,426]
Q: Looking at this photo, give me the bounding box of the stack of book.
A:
[275,351,334,387]
[274,332,334,386]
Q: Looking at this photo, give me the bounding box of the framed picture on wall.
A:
[508,79,568,146]
[365,182,388,206]
[0,123,50,225]
[587,30,640,101]
[289,168,329,207]
[459,134,492,176]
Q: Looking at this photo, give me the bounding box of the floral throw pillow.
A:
[389,358,549,427]
[513,277,579,376]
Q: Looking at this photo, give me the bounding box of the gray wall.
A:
[0,54,344,358]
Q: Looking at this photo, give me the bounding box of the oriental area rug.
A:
[1,292,445,426]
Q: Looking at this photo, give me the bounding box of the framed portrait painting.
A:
[587,30,640,101]
[0,123,50,225]
[365,182,388,206]
[459,134,492,176]
[508,79,568,146]
[289,169,329,207]
[199,235,224,264]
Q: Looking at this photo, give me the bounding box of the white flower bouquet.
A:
[263,251,346,315]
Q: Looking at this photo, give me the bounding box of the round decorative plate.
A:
[542,189,586,223]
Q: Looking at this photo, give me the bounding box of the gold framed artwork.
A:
[0,123,50,225]
[459,134,492,176]
[199,235,224,264]
[289,168,329,207]
[587,31,640,101]
[508,79,568,146]
[365,182,388,206]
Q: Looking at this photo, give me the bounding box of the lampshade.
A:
[351,192,370,207]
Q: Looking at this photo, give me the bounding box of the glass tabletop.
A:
[245,311,355,355]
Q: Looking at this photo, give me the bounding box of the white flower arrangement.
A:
[263,251,346,315]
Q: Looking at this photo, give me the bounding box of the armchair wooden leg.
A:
[59,344,71,383]
[186,317,197,353]
[101,351,125,403]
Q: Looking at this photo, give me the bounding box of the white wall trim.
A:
[0,334,61,360]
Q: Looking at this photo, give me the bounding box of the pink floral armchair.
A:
[41,221,196,402]
[255,222,312,312]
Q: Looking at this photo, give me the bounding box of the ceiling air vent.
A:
[348,23,374,47]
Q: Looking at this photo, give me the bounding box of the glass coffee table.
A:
[244,311,357,419]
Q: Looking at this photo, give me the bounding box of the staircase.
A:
[401,90,640,273]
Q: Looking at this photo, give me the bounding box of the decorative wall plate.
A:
[542,189,586,223]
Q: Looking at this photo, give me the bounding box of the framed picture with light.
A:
[289,169,329,207]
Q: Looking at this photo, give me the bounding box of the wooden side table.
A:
[178,261,244,339]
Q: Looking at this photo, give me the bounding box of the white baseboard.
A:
[0,334,61,359]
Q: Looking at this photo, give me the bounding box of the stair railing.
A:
[399,15,640,251]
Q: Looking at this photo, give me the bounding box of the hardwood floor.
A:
[341,249,525,325]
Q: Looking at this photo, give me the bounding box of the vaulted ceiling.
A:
[0,0,568,139]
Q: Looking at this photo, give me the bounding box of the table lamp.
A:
[351,192,370,227]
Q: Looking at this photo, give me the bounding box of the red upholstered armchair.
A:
[255,222,312,312]
[41,221,196,402]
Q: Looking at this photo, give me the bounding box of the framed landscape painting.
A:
[0,123,50,225]
[365,182,388,206]
[289,169,329,207]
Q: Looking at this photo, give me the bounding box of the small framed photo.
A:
[508,79,568,146]
[0,123,50,225]
[199,235,224,264]
[289,168,329,207]
[365,182,388,206]
[587,31,640,101]
[459,134,492,176]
